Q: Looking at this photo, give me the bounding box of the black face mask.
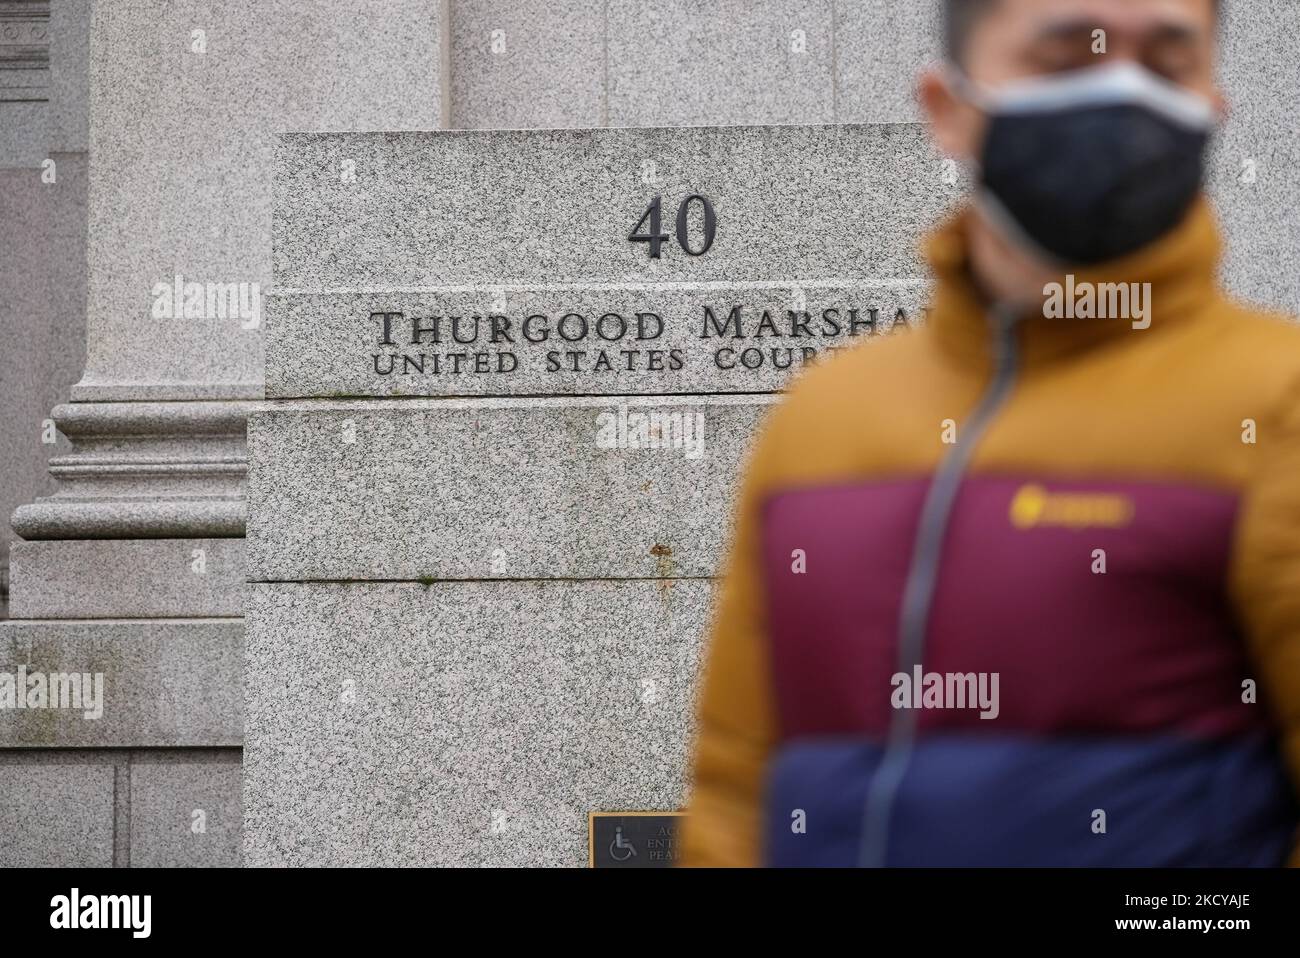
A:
[953,63,1215,266]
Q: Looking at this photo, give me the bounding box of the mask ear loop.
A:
[943,64,987,109]
[941,63,1071,269]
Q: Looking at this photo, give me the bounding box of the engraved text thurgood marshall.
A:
[368,304,920,377]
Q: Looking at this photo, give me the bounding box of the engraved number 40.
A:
[628,194,717,259]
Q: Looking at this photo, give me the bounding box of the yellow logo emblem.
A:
[1009,483,1134,530]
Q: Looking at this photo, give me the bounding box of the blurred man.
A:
[683,0,1300,866]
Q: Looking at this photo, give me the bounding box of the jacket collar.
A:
[923,196,1223,370]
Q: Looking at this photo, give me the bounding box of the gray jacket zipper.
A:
[857,302,1023,868]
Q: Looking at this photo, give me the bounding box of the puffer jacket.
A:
[681,197,1300,867]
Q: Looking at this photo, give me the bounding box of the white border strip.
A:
[960,62,1215,130]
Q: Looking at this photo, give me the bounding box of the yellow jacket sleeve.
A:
[1231,374,1300,864]
[680,439,778,867]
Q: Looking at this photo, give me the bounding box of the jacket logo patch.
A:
[1009,483,1135,530]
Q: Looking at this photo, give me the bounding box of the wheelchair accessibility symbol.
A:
[589,811,685,867]
[609,826,638,862]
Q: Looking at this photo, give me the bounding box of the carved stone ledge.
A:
[0,0,51,103]
[11,400,253,540]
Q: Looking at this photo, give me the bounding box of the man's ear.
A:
[918,66,982,162]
